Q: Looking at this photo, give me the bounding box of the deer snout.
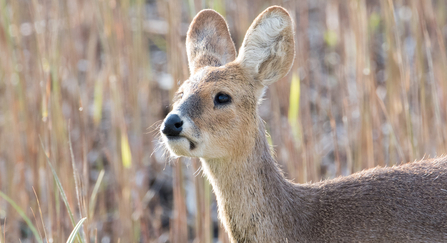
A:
[161,114,183,137]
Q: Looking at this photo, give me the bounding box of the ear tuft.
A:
[186,10,237,75]
[236,6,295,86]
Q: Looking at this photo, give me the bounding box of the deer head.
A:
[161,6,295,160]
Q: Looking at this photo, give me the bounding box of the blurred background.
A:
[1,0,447,242]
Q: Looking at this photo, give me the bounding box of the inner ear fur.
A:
[186,10,237,75]
[236,6,295,86]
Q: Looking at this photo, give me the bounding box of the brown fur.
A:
[161,6,447,242]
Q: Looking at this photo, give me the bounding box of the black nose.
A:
[161,114,183,137]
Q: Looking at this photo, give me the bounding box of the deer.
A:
[159,6,447,242]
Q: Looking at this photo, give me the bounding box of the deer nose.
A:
[162,114,183,137]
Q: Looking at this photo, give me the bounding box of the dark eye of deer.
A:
[215,93,231,105]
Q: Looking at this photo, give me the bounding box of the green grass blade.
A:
[0,191,43,243]
[93,79,104,126]
[288,73,301,141]
[121,131,132,168]
[89,170,105,218]
[66,217,87,243]
[39,137,85,243]
[39,138,76,224]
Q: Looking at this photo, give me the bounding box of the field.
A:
[1,0,447,242]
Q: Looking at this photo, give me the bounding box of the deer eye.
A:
[214,93,231,105]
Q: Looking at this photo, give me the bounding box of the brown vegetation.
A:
[0,0,446,242]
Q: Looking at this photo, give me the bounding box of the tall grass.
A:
[0,0,446,242]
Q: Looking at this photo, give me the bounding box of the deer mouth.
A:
[189,140,196,150]
[165,135,197,151]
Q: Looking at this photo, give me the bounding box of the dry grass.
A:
[0,0,446,242]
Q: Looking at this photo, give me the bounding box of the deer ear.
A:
[236,6,295,86]
[186,10,237,75]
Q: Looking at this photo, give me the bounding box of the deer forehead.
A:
[181,65,256,98]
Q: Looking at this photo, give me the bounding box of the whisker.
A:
[146,120,164,134]
[193,165,203,177]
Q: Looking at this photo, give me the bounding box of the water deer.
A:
[160,6,447,242]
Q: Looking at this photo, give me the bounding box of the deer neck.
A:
[200,118,315,241]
